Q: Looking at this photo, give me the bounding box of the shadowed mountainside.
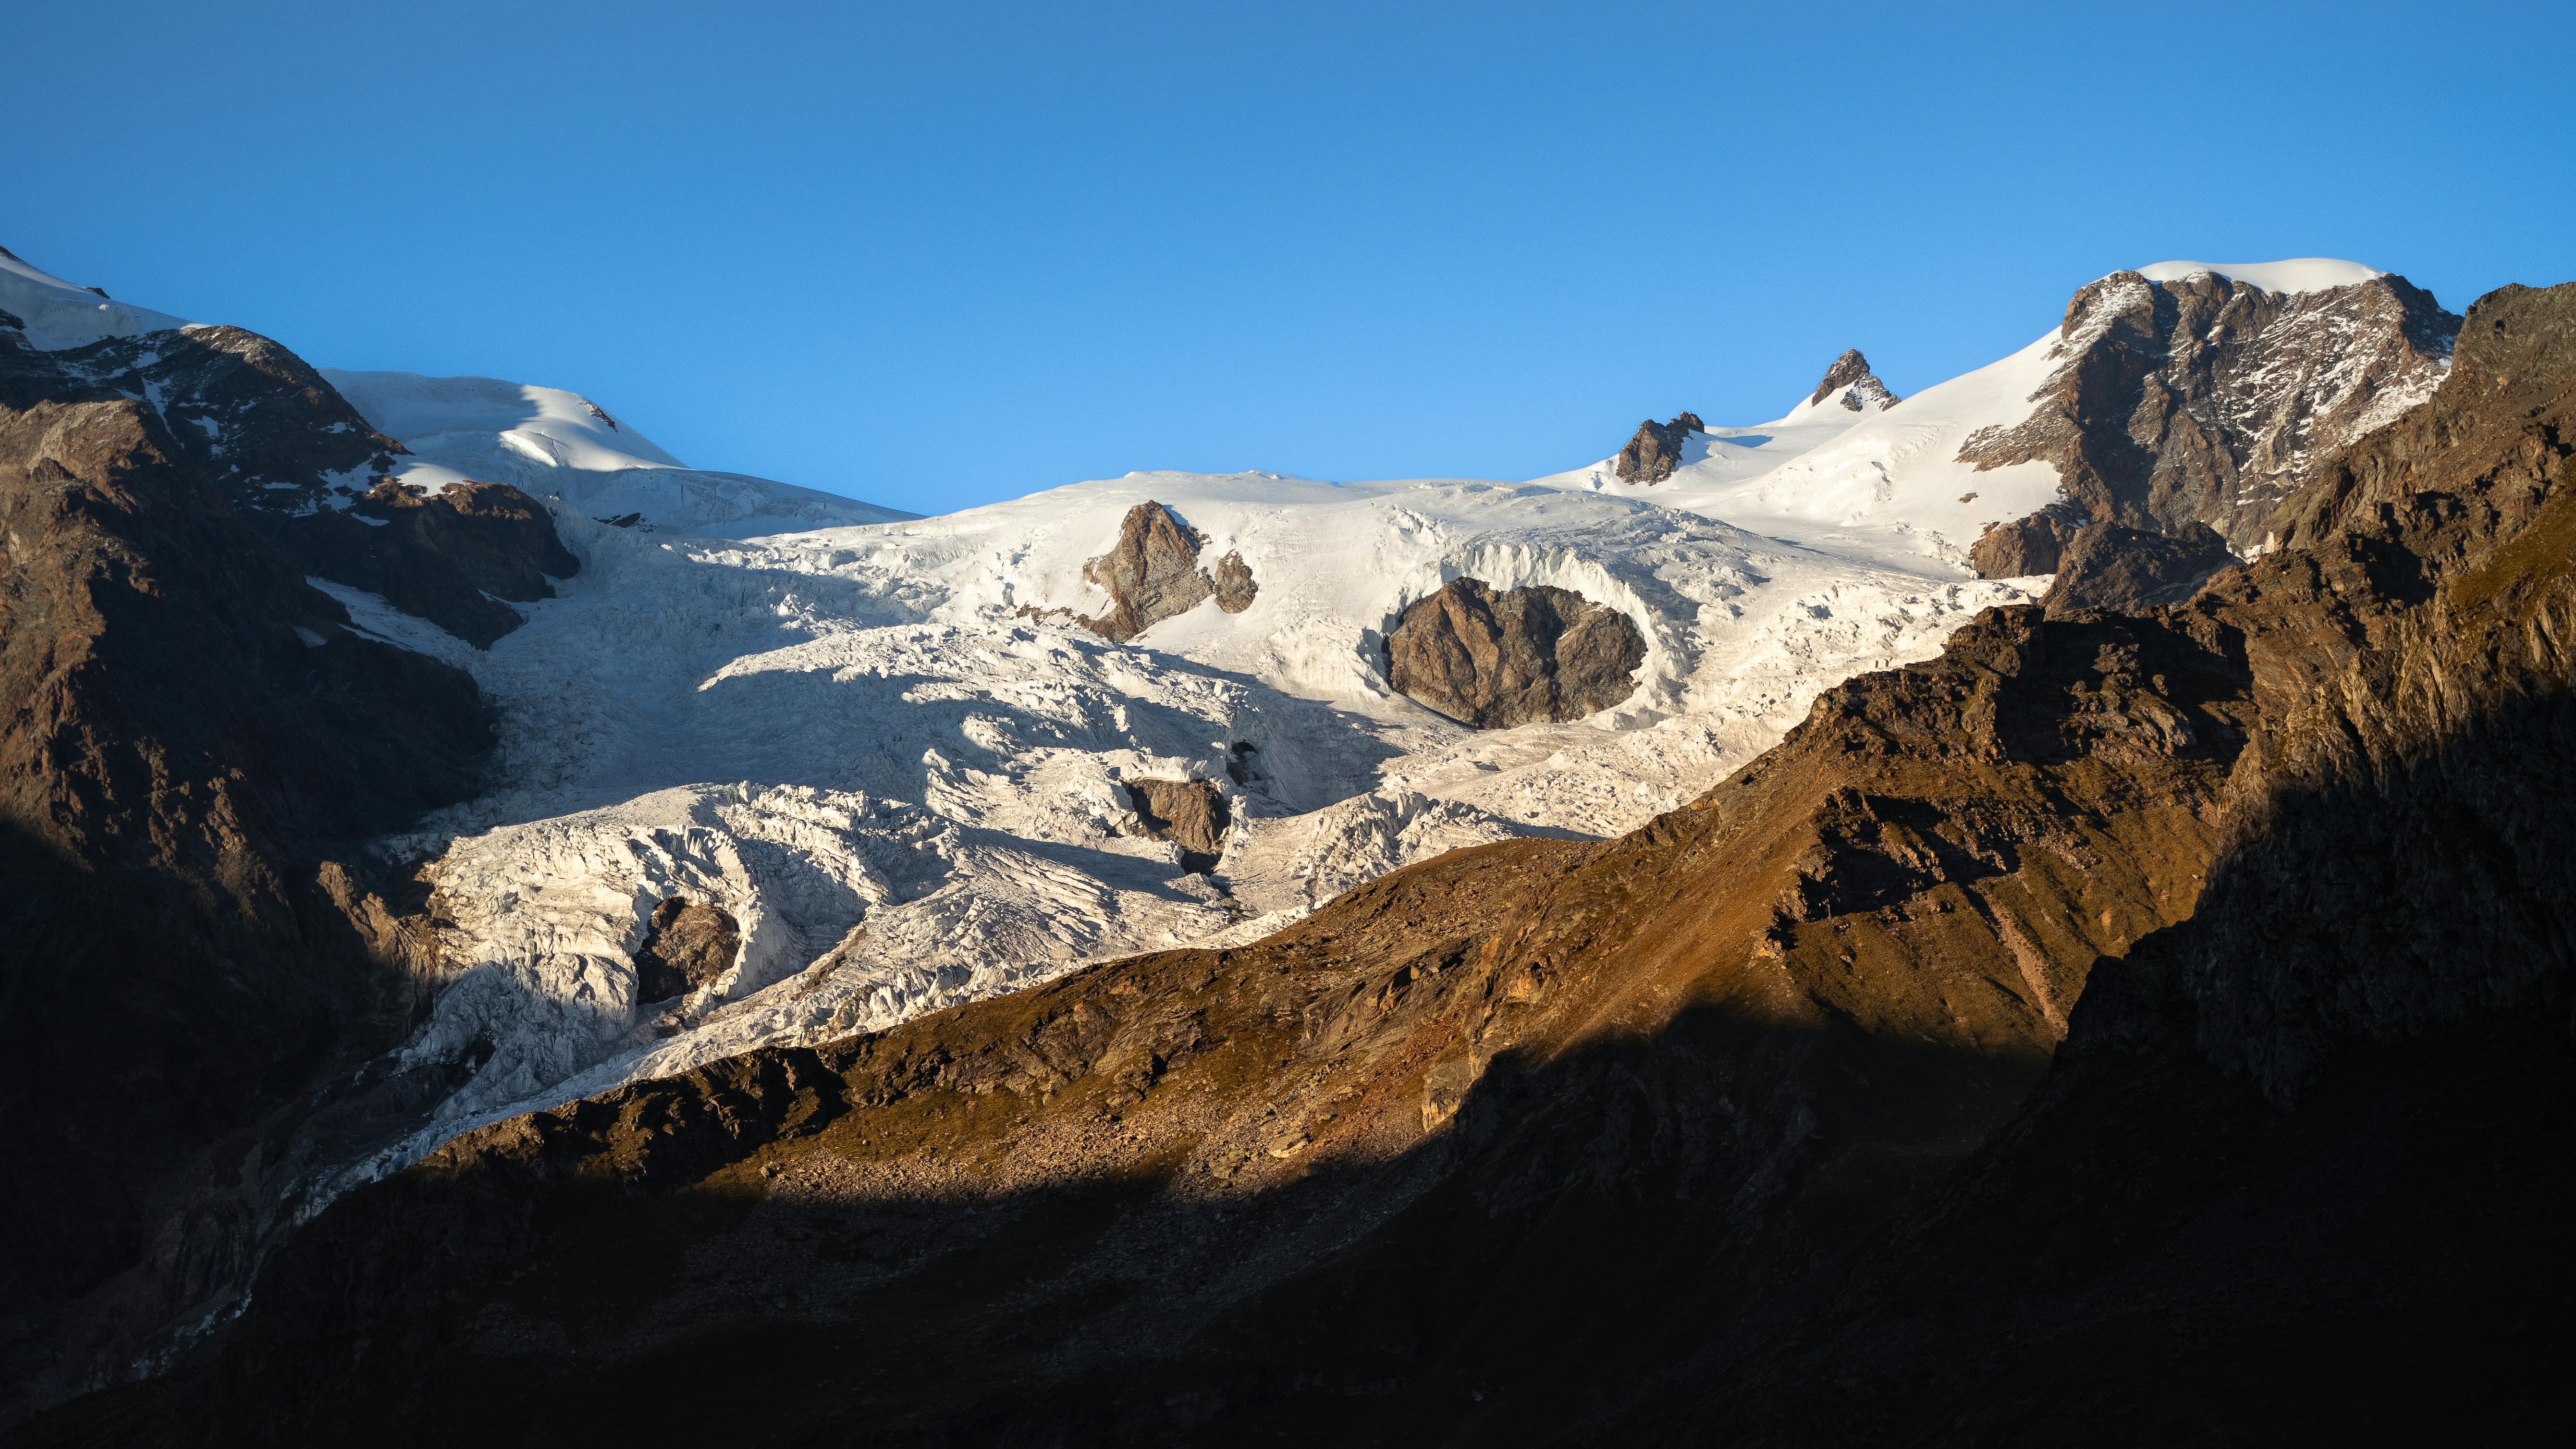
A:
[0,309,579,1422]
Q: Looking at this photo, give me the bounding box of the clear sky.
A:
[7,1,2571,516]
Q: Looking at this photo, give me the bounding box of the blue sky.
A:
[7,2,2570,516]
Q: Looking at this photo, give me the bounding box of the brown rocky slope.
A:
[0,311,577,645]
[16,284,2575,1447]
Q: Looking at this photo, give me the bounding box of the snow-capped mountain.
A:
[0,243,905,539]
[0,241,2477,1413]
[307,255,2467,1196]
[0,242,188,348]
[1541,259,2459,574]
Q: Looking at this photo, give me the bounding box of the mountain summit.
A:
[1805,347,1900,410]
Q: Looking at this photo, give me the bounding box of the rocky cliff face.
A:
[1657,281,2576,1445]
[1963,268,2459,558]
[1076,502,1258,642]
[2038,520,2236,615]
[279,479,579,646]
[0,316,507,1423]
[1383,577,1646,726]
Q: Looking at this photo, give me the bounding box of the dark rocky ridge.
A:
[1657,280,2576,1444]
[15,284,2576,1446]
[0,315,504,1424]
[1122,778,1230,874]
[632,898,742,1004]
[1076,502,1257,643]
[1383,577,1646,726]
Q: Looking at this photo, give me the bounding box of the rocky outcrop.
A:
[30,322,405,510]
[1076,502,1257,643]
[1383,577,1645,726]
[633,897,741,1003]
[1961,268,2459,552]
[1612,414,1703,483]
[2038,520,2236,615]
[1806,347,1900,410]
[1123,779,1230,873]
[279,479,579,646]
[0,319,496,1424]
[1965,507,2075,577]
[1207,549,1256,613]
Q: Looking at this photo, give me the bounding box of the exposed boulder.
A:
[1123,778,1231,873]
[632,897,741,1003]
[1384,577,1645,727]
[1613,413,1704,484]
[1077,502,1258,642]
[1807,347,1900,410]
[1209,549,1258,614]
[2040,521,2237,615]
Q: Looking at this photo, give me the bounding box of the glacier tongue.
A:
[322,469,2032,1200]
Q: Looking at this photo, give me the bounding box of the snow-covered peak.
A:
[324,369,688,472]
[1779,348,1901,422]
[324,367,915,537]
[2132,258,2388,295]
[0,244,189,351]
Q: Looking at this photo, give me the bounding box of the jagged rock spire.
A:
[1807,348,1900,411]
[1613,412,1705,484]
